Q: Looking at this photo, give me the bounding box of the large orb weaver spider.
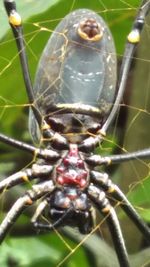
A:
[0,0,150,266]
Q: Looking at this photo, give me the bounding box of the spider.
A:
[0,0,150,266]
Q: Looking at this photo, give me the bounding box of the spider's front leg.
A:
[3,0,42,125]
[88,184,130,267]
[3,0,69,148]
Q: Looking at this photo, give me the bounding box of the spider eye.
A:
[77,18,103,41]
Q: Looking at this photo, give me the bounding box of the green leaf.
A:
[0,237,61,266]
[0,0,61,38]
[127,175,150,222]
[128,176,150,206]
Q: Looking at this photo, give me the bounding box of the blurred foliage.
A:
[0,0,150,267]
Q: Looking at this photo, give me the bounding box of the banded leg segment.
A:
[0,133,60,160]
[3,0,69,148]
[85,148,150,166]
[88,184,130,267]
[102,0,150,132]
[3,0,41,125]
[0,180,55,243]
[0,164,53,193]
[91,171,150,243]
[0,194,32,243]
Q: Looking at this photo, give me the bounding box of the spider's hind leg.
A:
[91,170,150,244]
[88,184,130,267]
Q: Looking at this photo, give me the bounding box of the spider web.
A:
[0,0,150,266]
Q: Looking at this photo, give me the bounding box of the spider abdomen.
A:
[34,9,117,113]
[29,9,117,143]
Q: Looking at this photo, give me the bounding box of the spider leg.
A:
[0,164,53,193]
[31,199,48,228]
[3,0,41,125]
[0,180,55,243]
[3,0,69,148]
[88,184,130,267]
[0,194,33,243]
[86,148,150,166]
[79,0,150,152]
[102,0,150,133]
[0,133,60,160]
[91,171,150,243]
[0,169,33,193]
[31,201,73,231]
